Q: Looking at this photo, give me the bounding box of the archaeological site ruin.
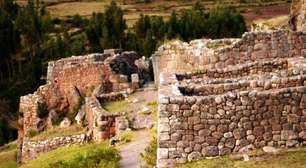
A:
[17,0,306,167]
[154,29,306,167]
[17,50,153,164]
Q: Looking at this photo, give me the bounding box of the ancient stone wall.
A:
[157,48,306,167]
[19,94,45,134]
[152,30,306,86]
[21,133,87,164]
[85,97,117,141]
[18,51,142,164]
[289,0,306,31]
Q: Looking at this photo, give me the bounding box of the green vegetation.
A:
[140,101,158,117]
[102,99,131,113]
[30,124,85,140]
[0,0,246,145]
[118,131,134,143]
[180,148,306,168]
[140,128,157,168]
[21,143,120,168]
[0,141,17,168]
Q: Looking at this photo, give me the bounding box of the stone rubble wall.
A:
[157,72,306,167]
[85,97,117,141]
[152,30,306,86]
[21,133,87,164]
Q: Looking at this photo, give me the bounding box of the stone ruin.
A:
[154,29,306,167]
[17,49,153,164]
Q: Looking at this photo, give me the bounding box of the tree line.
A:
[0,0,246,145]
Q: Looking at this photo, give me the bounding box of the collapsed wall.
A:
[155,30,306,168]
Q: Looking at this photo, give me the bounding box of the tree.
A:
[103,1,126,48]
[166,11,179,39]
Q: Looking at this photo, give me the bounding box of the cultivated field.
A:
[16,0,291,28]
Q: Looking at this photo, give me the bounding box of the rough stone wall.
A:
[157,71,306,167]
[152,30,306,86]
[42,53,131,112]
[18,51,141,164]
[19,94,45,133]
[156,39,306,167]
[21,133,87,164]
[85,97,117,141]
[289,0,306,31]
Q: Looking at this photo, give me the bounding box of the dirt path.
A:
[119,130,151,168]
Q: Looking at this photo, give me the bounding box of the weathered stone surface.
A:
[262,146,280,154]
[60,117,71,128]
[202,146,219,157]
[187,152,202,162]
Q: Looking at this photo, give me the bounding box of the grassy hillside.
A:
[0,142,17,168]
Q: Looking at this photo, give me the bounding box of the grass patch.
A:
[140,128,157,168]
[118,131,134,144]
[30,124,85,141]
[0,142,17,168]
[180,148,306,168]
[21,142,120,168]
[102,99,131,113]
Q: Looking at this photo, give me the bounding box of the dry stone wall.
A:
[156,30,306,167]
[85,97,118,141]
[21,133,87,164]
[158,70,306,167]
[152,30,306,86]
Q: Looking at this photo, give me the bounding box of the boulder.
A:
[187,152,202,162]
[262,146,280,154]
[60,117,71,128]
[75,104,86,125]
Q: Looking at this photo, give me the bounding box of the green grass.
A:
[0,142,17,168]
[118,131,135,144]
[30,124,85,141]
[21,142,120,168]
[140,128,157,167]
[102,98,132,113]
[180,148,306,168]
